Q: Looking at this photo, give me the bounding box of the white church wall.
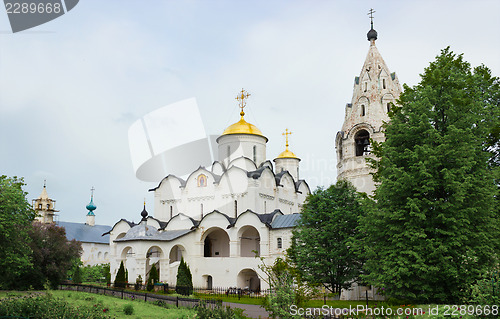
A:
[217,134,267,168]
[81,242,110,266]
[164,214,195,231]
[228,157,257,172]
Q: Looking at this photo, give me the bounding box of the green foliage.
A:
[0,175,36,289]
[114,261,127,288]
[149,263,159,284]
[362,47,500,303]
[0,293,111,318]
[469,263,500,309]
[123,303,134,315]
[73,266,82,284]
[288,180,366,294]
[26,222,82,289]
[147,263,159,291]
[79,263,110,283]
[176,257,193,295]
[258,257,313,319]
[195,302,248,319]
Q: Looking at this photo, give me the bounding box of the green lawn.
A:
[0,290,196,319]
[51,290,196,319]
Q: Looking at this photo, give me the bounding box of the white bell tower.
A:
[335,13,402,195]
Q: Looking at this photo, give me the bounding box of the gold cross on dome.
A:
[283,128,292,149]
[235,89,251,117]
[90,186,95,198]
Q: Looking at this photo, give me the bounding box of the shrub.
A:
[73,266,82,284]
[469,264,500,311]
[81,263,110,283]
[0,293,110,319]
[134,275,143,291]
[195,302,247,319]
[123,304,134,315]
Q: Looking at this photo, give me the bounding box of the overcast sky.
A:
[1,0,499,226]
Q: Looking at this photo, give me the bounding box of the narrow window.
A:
[277,238,282,249]
[264,201,267,212]
[227,145,230,160]
[297,167,299,180]
[201,204,204,218]
[383,78,386,89]
[234,200,238,218]
[364,82,367,92]
[46,204,50,209]
[387,103,391,113]
[253,145,257,163]
[361,105,365,116]
[38,204,42,209]
[170,206,173,219]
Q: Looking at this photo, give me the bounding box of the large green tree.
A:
[0,176,36,289]
[26,222,82,289]
[362,48,500,303]
[288,180,366,294]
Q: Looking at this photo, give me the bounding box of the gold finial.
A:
[235,88,251,117]
[283,128,292,150]
[90,186,95,199]
[144,198,146,206]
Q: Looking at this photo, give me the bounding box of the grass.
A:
[0,291,31,298]
[50,290,196,319]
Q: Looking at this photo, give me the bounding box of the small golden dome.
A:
[275,128,299,160]
[276,149,299,159]
[222,116,265,137]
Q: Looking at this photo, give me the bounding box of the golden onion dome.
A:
[276,148,299,159]
[222,116,265,138]
[275,128,299,160]
[222,89,266,138]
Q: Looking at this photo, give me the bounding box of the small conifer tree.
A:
[176,257,193,295]
[73,266,82,284]
[114,261,127,288]
[147,263,159,291]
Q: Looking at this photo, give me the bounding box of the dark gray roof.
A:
[271,213,301,229]
[58,221,111,244]
[114,224,193,242]
[256,209,281,226]
[149,174,186,191]
[247,166,267,179]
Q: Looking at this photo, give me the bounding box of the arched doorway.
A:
[203,227,230,257]
[239,226,260,257]
[118,246,134,282]
[207,275,213,290]
[146,246,163,282]
[237,269,260,292]
[169,245,185,264]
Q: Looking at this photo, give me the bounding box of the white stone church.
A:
[106,20,402,297]
[108,90,310,290]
